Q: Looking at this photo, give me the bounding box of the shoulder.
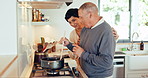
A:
[70,29,76,35]
[100,21,112,32]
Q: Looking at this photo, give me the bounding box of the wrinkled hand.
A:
[112,27,119,40]
[59,37,70,46]
[72,44,84,57]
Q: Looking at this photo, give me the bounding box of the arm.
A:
[59,37,75,52]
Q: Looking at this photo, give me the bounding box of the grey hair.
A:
[79,2,98,13]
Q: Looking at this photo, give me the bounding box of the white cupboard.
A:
[125,55,148,78]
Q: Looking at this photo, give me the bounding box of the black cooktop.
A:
[31,63,74,78]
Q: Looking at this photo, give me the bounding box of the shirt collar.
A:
[91,17,104,29]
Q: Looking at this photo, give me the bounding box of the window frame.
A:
[98,0,148,43]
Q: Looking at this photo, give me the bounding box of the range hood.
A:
[18,0,73,9]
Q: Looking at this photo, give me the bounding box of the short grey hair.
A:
[79,2,98,13]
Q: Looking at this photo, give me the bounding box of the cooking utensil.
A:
[41,56,64,70]
[41,37,45,46]
[60,42,64,60]
[42,42,48,52]
[46,43,53,49]
[60,31,66,60]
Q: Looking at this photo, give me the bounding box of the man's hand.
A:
[59,37,70,46]
[72,44,84,57]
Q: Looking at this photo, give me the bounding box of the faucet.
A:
[131,32,139,51]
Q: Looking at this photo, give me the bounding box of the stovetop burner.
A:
[31,63,74,78]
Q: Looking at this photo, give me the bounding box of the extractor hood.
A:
[18,0,73,9]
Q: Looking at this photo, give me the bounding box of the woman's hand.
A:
[112,27,119,40]
[59,37,70,46]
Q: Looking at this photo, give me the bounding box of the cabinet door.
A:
[125,55,148,78]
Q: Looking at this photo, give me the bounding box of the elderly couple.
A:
[59,2,118,78]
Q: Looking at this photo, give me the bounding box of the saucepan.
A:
[41,56,64,70]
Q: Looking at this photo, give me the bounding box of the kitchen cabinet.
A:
[124,53,148,78]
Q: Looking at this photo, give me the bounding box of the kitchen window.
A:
[131,0,148,41]
[99,0,148,42]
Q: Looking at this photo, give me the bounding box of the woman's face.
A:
[67,16,83,29]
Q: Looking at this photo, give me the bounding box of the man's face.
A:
[78,9,90,28]
[67,16,82,29]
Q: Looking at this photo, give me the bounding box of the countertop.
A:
[64,58,77,69]
[0,55,17,76]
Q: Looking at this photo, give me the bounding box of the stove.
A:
[30,63,74,78]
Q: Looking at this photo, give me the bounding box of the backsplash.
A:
[116,43,148,51]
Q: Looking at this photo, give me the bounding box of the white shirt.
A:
[91,17,104,29]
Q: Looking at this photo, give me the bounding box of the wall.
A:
[0,0,17,55]
[33,0,98,44]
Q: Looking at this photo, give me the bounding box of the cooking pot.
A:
[41,56,64,70]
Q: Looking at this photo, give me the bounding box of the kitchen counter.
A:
[0,55,17,76]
